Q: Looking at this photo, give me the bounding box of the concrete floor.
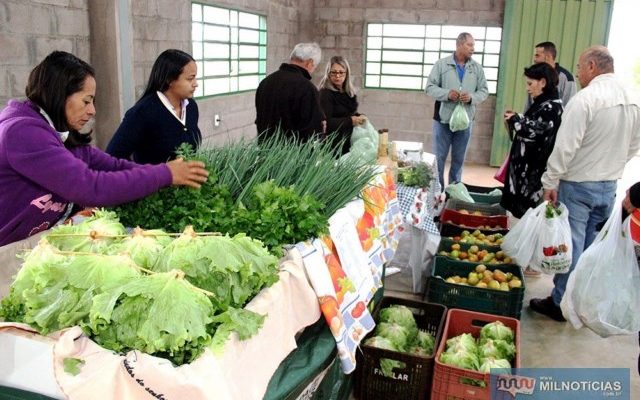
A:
[380,157,640,398]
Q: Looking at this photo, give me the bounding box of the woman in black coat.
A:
[318,56,366,155]
[501,63,563,218]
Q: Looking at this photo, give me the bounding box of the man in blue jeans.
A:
[531,46,640,322]
[426,32,488,190]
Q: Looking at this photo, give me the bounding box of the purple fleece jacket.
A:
[0,100,173,246]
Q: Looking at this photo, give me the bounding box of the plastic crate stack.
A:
[426,187,526,320]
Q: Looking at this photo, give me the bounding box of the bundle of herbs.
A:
[397,162,434,188]
[114,134,380,253]
[196,133,380,217]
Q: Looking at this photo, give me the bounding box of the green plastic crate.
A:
[436,237,503,258]
[425,257,525,319]
[462,183,503,204]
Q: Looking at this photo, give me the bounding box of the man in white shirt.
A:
[530,46,640,322]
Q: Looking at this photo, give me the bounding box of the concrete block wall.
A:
[313,0,505,164]
[0,0,90,108]
[1,0,505,164]
[127,0,305,148]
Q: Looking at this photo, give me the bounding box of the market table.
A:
[0,249,320,400]
[0,169,402,399]
[386,150,442,294]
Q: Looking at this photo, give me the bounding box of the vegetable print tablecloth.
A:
[293,169,404,373]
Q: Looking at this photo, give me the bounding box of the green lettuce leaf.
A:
[208,307,266,355]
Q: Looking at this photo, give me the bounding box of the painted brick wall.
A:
[313,0,505,164]
[0,0,90,108]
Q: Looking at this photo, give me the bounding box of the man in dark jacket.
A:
[255,42,325,143]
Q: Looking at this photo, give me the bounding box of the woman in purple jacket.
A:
[0,51,208,246]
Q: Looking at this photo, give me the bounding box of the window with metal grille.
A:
[365,24,502,94]
[191,2,267,97]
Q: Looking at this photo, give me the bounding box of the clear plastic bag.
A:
[444,182,474,203]
[501,202,546,267]
[350,120,378,146]
[561,205,640,337]
[449,102,470,132]
[530,202,572,274]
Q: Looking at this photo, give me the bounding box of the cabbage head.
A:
[364,335,397,351]
[479,357,512,373]
[375,322,410,351]
[378,305,418,345]
[477,338,516,361]
[379,305,416,329]
[479,321,514,343]
[445,333,477,354]
[414,330,435,356]
[440,347,480,371]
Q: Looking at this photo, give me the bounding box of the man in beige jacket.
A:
[530,46,640,321]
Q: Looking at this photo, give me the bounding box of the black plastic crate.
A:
[425,257,525,319]
[355,297,447,400]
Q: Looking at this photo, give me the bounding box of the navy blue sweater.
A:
[106,94,201,164]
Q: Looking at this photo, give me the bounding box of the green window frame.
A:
[364,23,502,94]
[191,2,267,98]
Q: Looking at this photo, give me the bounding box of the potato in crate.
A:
[425,257,525,319]
[431,309,521,400]
[355,297,447,400]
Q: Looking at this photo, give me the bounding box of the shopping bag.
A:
[449,102,470,132]
[501,202,546,266]
[493,156,509,184]
[350,120,378,146]
[530,202,572,274]
[444,182,474,203]
[561,205,640,337]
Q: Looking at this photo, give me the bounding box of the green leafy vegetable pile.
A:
[440,320,516,383]
[113,136,380,253]
[364,304,436,377]
[0,212,279,366]
[397,162,434,188]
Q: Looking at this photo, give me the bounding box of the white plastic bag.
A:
[501,202,546,266]
[530,202,572,274]
[449,102,470,132]
[561,205,640,337]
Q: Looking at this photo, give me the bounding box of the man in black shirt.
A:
[255,43,325,143]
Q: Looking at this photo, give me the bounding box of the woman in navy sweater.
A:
[107,49,202,164]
